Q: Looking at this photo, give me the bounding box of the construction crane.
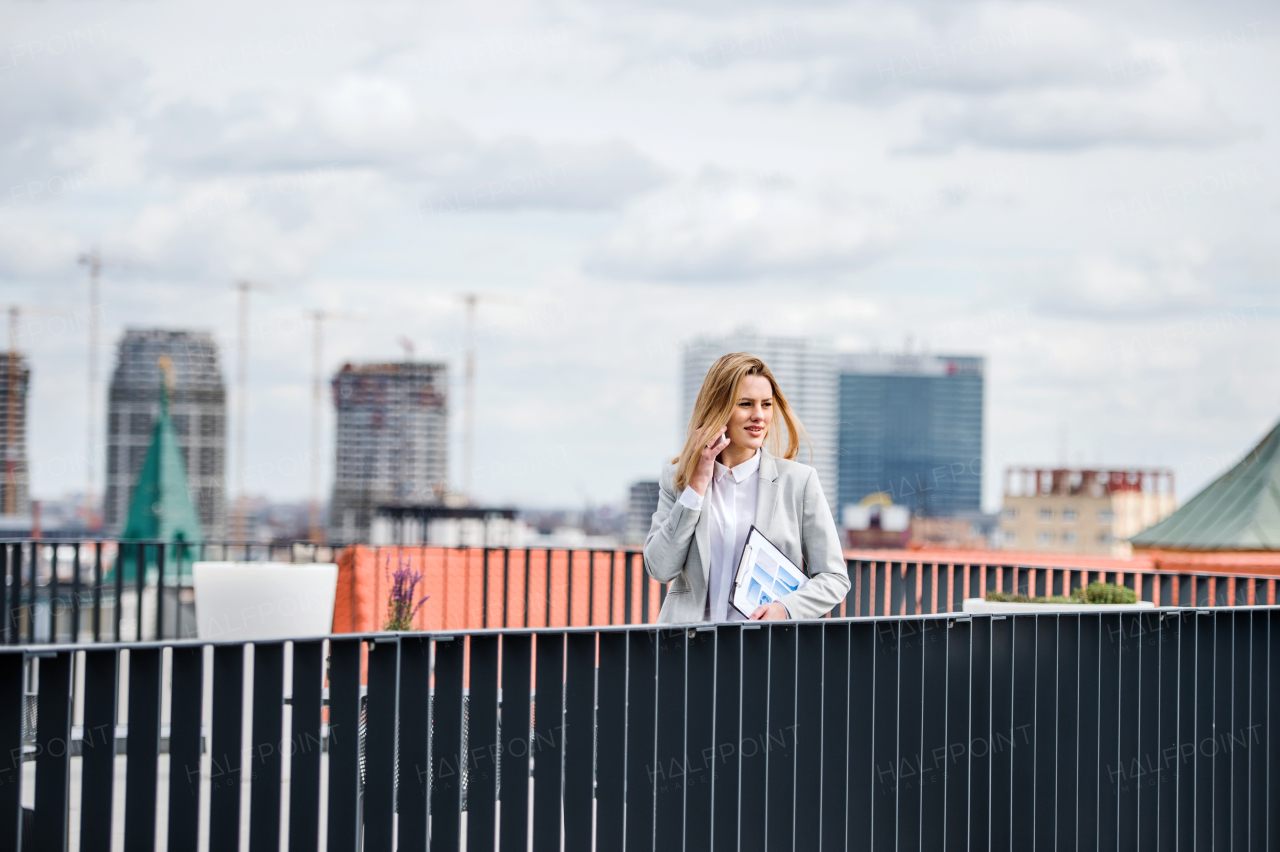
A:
[77,247,133,529]
[304,308,361,542]
[231,280,270,541]
[457,293,515,499]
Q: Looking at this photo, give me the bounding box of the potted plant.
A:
[962,581,1156,614]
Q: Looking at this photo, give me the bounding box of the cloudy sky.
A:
[4,0,1277,513]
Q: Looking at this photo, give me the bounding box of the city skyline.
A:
[4,0,1277,514]
[10,306,1275,524]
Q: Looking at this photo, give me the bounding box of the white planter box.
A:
[193,562,338,641]
[962,597,1155,615]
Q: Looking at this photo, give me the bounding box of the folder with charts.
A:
[731,526,808,618]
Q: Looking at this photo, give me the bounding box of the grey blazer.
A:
[643,449,850,624]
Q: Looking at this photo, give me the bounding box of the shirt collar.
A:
[714,449,761,484]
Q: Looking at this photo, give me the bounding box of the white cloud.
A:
[141,73,667,211]
[586,169,899,281]
[813,5,1257,152]
[904,79,1248,153]
[1038,245,1218,318]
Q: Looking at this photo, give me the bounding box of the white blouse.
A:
[677,449,760,622]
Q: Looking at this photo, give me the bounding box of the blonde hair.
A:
[672,352,810,490]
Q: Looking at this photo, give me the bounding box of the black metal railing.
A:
[3,607,1278,851]
[841,559,1279,615]
[5,539,1278,646]
[0,540,342,644]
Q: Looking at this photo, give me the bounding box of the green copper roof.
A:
[122,375,204,546]
[1131,420,1280,550]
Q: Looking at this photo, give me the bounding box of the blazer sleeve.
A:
[643,464,700,584]
[782,469,851,620]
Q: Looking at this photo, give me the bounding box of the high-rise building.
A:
[329,362,448,543]
[1001,467,1176,557]
[0,352,31,516]
[626,480,660,544]
[681,332,838,496]
[105,330,227,539]
[837,353,984,518]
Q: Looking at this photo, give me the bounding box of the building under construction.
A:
[105,329,227,539]
[329,361,448,543]
[0,352,30,517]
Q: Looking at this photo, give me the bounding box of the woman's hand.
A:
[749,602,788,621]
[687,427,729,496]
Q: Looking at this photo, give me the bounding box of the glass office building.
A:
[837,353,984,517]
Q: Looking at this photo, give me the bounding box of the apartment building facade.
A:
[999,467,1176,556]
[0,352,30,517]
[329,361,449,543]
[104,329,227,538]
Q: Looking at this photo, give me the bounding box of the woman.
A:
[644,352,849,623]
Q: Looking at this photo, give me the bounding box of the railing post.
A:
[0,544,9,644]
[123,646,163,851]
[586,550,595,627]
[209,644,245,851]
[326,639,361,852]
[92,542,103,643]
[48,545,59,642]
[79,649,117,852]
[468,634,500,852]
[168,644,203,852]
[361,639,396,852]
[0,651,23,848]
[566,549,574,628]
[154,546,165,641]
[624,552,633,625]
[502,548,510,629]
[23,544,35,644]
[532,633,564,852]
[498,635,532,852]
[289,640,325,852]
[70,544,81,642]
[33,651,73,850]
[482,546,490,629]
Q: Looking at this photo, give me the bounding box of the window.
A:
[1037,532,1054,546]
[1063,531,1078,544]
[1038,509,1054,522]
[1062,508,1078,523]
[1098,510,1115,523]
[1003,529,1018,542]
[1002,507,1018,519]
[1098,532,1114,544]
[130,412,152,435]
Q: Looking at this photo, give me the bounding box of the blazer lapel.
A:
[695,495,711,589]
[755,449,780,539]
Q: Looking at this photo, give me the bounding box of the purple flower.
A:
[384,552,429,631]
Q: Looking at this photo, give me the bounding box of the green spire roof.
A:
[122,363,204,545]
[1131,420,1280,551]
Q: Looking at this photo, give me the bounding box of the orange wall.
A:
[331,545,662,634]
